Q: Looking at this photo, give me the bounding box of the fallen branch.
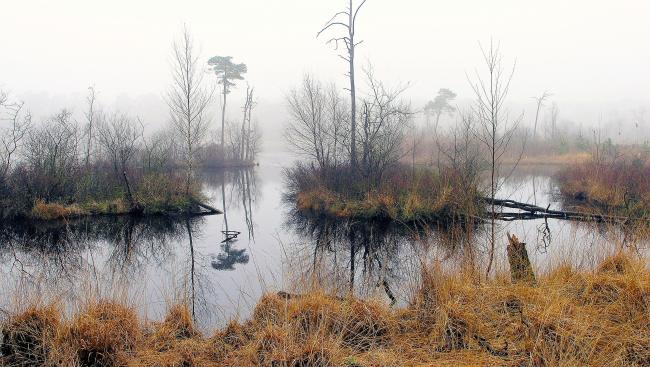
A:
[480,197,630,223]
[190,199,222,215]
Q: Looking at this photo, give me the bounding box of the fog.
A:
[2,0,649,150]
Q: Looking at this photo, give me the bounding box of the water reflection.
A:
[0,215,191,282]
[0,167,261,326]
[1,165,647,328]
[211,242,250,270]
[284,211,481,304]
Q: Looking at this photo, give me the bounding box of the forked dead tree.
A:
[317,0,367,169]
[531,91,551,139]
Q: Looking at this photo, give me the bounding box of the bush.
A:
[556,159,650,216]
[285,163,483,222]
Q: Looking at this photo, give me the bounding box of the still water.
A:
[0,154,644,330]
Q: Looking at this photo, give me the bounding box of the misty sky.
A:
[1,0,649,140]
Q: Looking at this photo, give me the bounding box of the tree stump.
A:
[506,232,536,284]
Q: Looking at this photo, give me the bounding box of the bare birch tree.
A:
[467,41,521,277]
[166,26,213,194]
[317,0,367,169]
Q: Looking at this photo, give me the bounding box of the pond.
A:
[0,154,646,330]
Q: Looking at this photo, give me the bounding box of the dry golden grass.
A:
[510,152,591,166]
[556,159,650,216]
[31,199,88,220]
[2,254,650,366]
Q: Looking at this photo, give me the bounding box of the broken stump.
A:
[506,232,536,284]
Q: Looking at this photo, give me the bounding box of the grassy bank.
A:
[3,254,648,366]
[286,164,483,222]
[1,172,209,221]
[556,159,650,217]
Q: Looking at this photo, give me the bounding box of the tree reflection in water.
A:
[200,168,257,271]
[284,211,480,304]
[211,242,250,271]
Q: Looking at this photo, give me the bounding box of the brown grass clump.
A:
[63,301,140,366]
[1,305,60,366]
[3,254,650,366]
[556,159,650,216]
[31,199,88,220]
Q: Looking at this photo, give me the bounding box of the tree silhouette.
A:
[207,56,247,155]
[211,242,249,271]
[317,0,368,169]
[424,88,456,132]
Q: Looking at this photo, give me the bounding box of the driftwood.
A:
[481,197,628,223]
[506,232,535,284]
[189,199,222,215]
[221,230,241,243]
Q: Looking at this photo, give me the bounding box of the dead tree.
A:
[84,86,98,167]
[240,85,256,162]
[531,91,551,139]
[95,112,143,210]
[286,75,330,168]
[317,0,367,169]
[166,26,213,194]
[467,40,521,277]
[506,233,535,283]
[358,67,412,188]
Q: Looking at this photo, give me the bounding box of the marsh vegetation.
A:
[2,1,650,366]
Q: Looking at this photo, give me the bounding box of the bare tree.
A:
[438,109,483,193]
[240,85,256,162]
[358,67,412,186]
[317,0,368,169]
[142,129,175,172]
[467,41,521,277]
[326,82,348,167]
[84,86,98,167]
[531,91,551,139]
[0,91,31,181]
[96,112,143,208]
[95,113,141,172]
[546,101,559,141]
[286,75,330,169]
[24,109,80,199]
[166,26,213,194]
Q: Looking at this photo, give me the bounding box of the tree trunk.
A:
[221,83,228,161]
[506,233,535,283]
[348,0,357,169]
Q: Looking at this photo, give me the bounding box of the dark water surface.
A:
[0,155,645,329]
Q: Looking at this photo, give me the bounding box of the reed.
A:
[3,253,649,366]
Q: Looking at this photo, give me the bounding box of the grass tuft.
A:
[3,254,650,366]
